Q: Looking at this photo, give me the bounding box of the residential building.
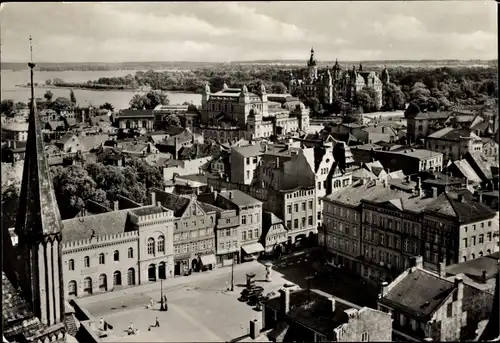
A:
[151,189,217,275]
[426,128,483,163]
[207,178,318,247]
[198,189,263,264]
[230,143,265,185]
[481,137,499,164]
[378,256,495,341]
[116,109,155,131]
[261,211,289,255]
[2,121,29,142]
[351,145,444,174]
[61,205,175,297]
[155,128,204,159]
[262,288,392,341]
[362,125,398,144]
[405,109,451,142]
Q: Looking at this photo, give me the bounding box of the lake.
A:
[1,69,202,110]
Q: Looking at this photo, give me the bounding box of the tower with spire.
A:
[307,47,318,80]
[12,35,66,339]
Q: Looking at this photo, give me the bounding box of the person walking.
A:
[155,317,160,327]
[150,297,154,309]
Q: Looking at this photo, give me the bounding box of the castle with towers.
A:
[288,48,391,109]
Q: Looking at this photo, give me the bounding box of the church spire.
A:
[15,35,66,329]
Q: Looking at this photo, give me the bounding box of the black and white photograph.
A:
[1,1,499,342]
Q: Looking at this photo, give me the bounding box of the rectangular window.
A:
[317,182,321,190]
[242,231,247,241]
[317,211,321,220]
[302,202,306,211]
[447,303,453,318]
[294,219,299,229]
[463,238,468,248]
[248,215,252,224]
[472,236,476,246]
[242,215,246,225]
[287,205,292,214]
[479,234,484,243]
[308,201,313,209]
[287,220,292,229]
[254,229,258,238]
[308,216,313,226]
[246,171,250,179]
[487,232,492,241]
[248,230,253,240]
[255,214,259,223]
[294,204,298,212]
[219,242,224,251]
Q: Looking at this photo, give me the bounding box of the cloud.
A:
[0,1,496,62]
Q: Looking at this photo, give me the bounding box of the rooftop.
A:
[62,210,131,243]
[119,109,154,118]
[446,252,500,280]
[452,160,482,183]
[323,180,408,207]
[428,127,481,141]
[219,189,262,207]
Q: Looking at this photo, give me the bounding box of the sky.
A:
[0,1,497,63]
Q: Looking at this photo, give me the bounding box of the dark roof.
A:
[61,210,130,243]
[465,151,494,180]
[85,199,111,215]
[119,109,154,118]
[379,269,455,319]
[152,188,190,217]
[446,254,500,280]
[219,189,262,207]
[264,289,351,336]
[428,127,480,141]
[129,205,164,216]
[424,190,495,222]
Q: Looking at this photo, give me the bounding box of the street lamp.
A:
[230,253,235,292]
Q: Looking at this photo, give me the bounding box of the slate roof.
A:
[61,210,131,243]
[232,143,264,158]
[45,120,66,131]
[465,151,494,180]
[452,160,482,183]
[324,180,409,207]
[263,289,351,337]
[446,254,500,280]
[423,190,495,222]
[152,188,190,217]
[79,135,109,152]
[379,269,455,319]
[219,189,262,207]
[129,205,164,217]
[428,127,481,141]
[2,271,47,340]
[119,109,154,118]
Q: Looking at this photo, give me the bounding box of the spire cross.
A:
[28,35,36,69]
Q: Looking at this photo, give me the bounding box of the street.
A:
[79,260,291,342]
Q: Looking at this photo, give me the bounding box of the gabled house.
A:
[377,256,495,341]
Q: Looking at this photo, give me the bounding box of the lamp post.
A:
[160,278,166,311]
[230,253,235,292]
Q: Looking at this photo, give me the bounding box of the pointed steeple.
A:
[15,36,66,330]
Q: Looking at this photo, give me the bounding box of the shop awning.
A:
[200,254,216,266]
[242,242,265,255]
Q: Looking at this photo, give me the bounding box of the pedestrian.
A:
[99,318,104,331]
[150,297,154,308]
[155,317,160,327]
[128,322,134,334]
[164,295,168,304]
[225,281,228,291]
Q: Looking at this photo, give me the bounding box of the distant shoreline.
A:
[14,84,199,94]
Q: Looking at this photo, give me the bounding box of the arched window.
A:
[148,238,155,255]
[174,223,178,230]
[471,253,475,259]
[487,249,491,255]
[114,250,119,261]
[142,120,147,128]
[113,271,122,286]
[128,247,133,258]
[84,256,90,268]
[99,253,105,265]
[83,277,92,295]
[99,274,107,291]
[479,251,483,257]
[68,259,75,271]
[157,235,165,253]
[68,280,77,296]
[127,268,136,286]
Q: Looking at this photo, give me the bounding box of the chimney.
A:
[113,200,119,211]
[329,297,336,313]
[438,261,446,278]
[150,192,156,206]
[454,275,464,301]
[174,137,179,160]
[380,281,389,298]
[481,270,487,283]
[432,187,438,198]
[213,190,218,201]
[412,256,423,269]
[416,177,422,195]
[279,288,290,314]
[249,318,262,339]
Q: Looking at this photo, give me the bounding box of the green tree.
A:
[44,90,54,103]
[69,89,77,105]
[50,97,72,113]
[99,102,114,112]
[382,83,406,111]
[129,90,170,110]
[124,158,165,190]
[50,165,110,219]
[307,97,322,115]
[1,100,15,117]
[271,82,288,94]
[164,113,181,127]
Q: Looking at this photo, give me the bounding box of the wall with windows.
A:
[62,232,139,299]
[215,209,240,264]
[239,203,263,246]
[458,213,499,263]
[283,188,318,240]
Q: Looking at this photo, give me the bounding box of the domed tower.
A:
[307,47,318,81]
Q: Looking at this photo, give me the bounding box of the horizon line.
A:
[2,58,497,65]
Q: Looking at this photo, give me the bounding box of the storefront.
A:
[241,242,265,262]
[199,254,217,271]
